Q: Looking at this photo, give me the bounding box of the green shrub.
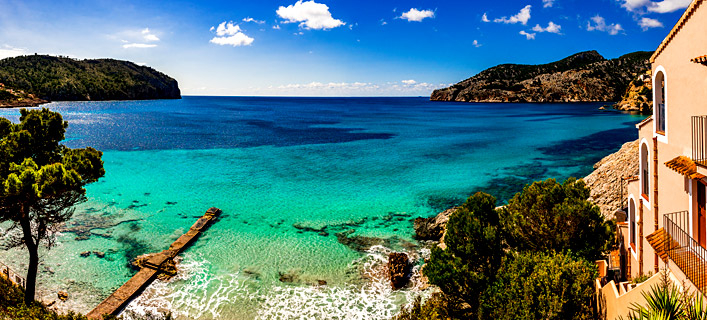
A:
[480,251,597,320]
[424,192,503,315]
[393,294,454,320]
[500,177,614,261]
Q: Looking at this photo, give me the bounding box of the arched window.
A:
[629,198,637,251]
[641,142,650,199]
[654,70,666,134]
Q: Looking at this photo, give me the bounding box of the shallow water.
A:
[0,97,641,319]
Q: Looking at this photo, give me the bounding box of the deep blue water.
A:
[0,97,642,319]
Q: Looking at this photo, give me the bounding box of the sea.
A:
[0,96,642,319]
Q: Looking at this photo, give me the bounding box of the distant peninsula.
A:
[0,55,180,108]
[431,50,652,103]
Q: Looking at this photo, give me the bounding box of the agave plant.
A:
[625,270,707,320]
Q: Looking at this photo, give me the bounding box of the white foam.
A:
[122,247,429,320]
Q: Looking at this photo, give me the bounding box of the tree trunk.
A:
[19,210,38,305]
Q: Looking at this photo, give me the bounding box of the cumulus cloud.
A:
[0,45,26,59]
[122,43,157,49]
[402,80,417,85]
[400,8,435,22]
[276,0,345,30]
[587,15,623,35]
[639,17,664,30]
[210,21,254,47]
[481,13,490,22]
[619,0,691,13]
[494,5,532,25]
[472,40,482,47]
[519,30,536,39]
[532,21,562,33]
[543,0,555,7]
[142,28,160,42]
[243,17,265,24]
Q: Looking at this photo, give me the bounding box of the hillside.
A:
[431,51,652,103]
[0,55,180,105]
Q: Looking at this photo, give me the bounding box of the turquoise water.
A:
[0,97,641,319]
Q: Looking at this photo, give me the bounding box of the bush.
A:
[500,177,614,261]
[393,294,454,320]
[424,192,503,314]
[480,251,598,320]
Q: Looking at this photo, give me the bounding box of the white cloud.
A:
[619,0,691,13]
[494,5,532,25]
[481,13,490,22]
[473,40,482,47]
[639,17,664,30]
[587,15,623,35]
[243,17,265,24]
[273,25,281,30]
[0,45,26,59]
[141,28,160,42]
[543,0,555,7]
[400,8,435,22]
[261,81,444,96]
[122,43,158,49]
[276,0,345,30]
[210,21,254,46]
[381,19,388,25]
[519,30,536,39]
[532,21,562,33]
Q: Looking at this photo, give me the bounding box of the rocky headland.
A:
[584,139,639,219]
[0,55,181,107]
[613,72,653,113]
[431,51,652,103]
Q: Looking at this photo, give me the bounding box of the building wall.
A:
[624,0,707,279]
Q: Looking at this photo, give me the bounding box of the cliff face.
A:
[584,139,639,219]
[0,55,180,103]
[431,51,652,103]
[614,72,653,113]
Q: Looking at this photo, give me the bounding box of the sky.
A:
[0,0,692,96]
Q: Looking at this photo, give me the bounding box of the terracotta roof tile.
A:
[665,155,707,179]
[692,55,707,64]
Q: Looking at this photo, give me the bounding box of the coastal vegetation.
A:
[430,50,652,104]
[0,108,105,303]
[406,178,611,320]
[0,55,180,105]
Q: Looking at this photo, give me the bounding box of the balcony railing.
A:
[665,211,707,294]
[0,260,25,289]
[692,116,707,166]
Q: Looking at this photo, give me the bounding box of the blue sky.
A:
[0,0,691,96]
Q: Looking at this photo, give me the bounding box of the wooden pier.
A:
[87,207,221,319]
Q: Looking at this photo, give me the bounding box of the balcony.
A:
[662,211,707,294]
[692,115,707,167]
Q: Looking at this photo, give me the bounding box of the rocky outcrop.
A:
[431,51,652,103]
[0,84,47,108]
[0,55,181,102]
[584,139,639,219]
[614,72,652,113]
[388,252,411,290]
[413,208,456,241]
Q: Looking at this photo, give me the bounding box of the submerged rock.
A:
[57,291,68,301]
[93,251,105,258]
[413,208,457,241]
[388,252,411,290]
[80,251,91,257]
[278,270,300,283]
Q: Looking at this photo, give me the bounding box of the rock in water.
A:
[57,291,68,301]
[388,252,411,290]
[413,208,456,241]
